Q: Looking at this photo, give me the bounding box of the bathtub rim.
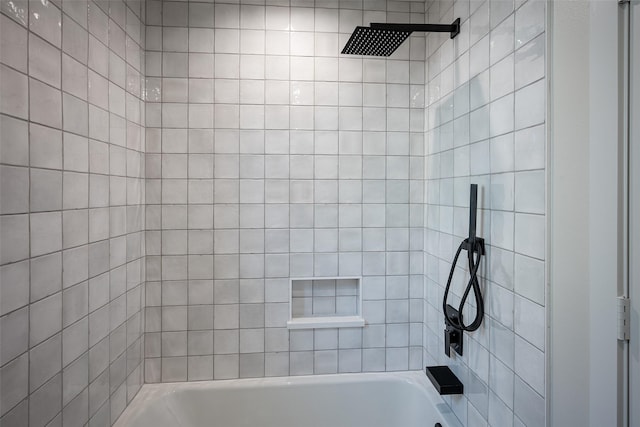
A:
[114,370,462,427]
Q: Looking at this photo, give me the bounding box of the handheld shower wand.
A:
[442,184,485,357]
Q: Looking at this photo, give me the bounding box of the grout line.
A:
[185,0,191,383]
[158,0,164,385]
[81,0,91,422]
[25,0,32,423]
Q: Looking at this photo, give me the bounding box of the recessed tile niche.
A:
[287,277,365,329]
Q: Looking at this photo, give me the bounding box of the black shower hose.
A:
[442,238,484,332]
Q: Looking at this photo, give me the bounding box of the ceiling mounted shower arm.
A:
[370,18,461,39]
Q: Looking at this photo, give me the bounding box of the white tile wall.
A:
[0,0,146,425]
[144,0,428,382]
[423,0,545,426]
[1,0,547,425]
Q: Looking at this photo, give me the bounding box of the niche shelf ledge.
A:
[286,315,365,330]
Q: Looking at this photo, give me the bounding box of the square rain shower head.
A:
[341,20,461,57]
[340,26,412,57]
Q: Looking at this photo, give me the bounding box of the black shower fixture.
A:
[442,184,485,357]
[425,366,464,395]
[341,18,461,57]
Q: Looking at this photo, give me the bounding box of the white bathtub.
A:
[114,371,462,427]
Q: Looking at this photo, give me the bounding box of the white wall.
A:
[587,0,624,424]
[549,0,627,425]
[548,0,590,425]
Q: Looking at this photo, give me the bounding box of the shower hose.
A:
[442,237,485,332]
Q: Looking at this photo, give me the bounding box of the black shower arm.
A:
[370,18,461,39]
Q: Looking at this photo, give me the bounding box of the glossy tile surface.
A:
[0,0,146,425]
[0,1,546,427]
[144,0,429,385]
[423,0,546,425]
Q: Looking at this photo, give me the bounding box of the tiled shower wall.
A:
[144,0,428,382]
[0,0,549,424]
[0,0,146,425]
[422,0,545,426]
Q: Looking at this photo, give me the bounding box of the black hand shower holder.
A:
[425,185,485,396]
[442,184,485,357]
